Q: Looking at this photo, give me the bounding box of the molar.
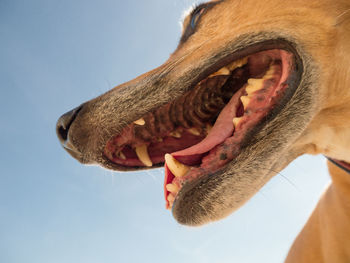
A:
[246,78,264,94]
[263,64,278,79]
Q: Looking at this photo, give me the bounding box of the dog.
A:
[56,0,350,262]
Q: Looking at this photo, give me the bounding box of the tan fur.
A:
[57,0,350,262]
[286,162,350,262]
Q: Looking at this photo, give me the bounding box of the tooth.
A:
[227,57,248,71]
[170,130,182,138]
[246,79,264,95]
[240,96,251,109]
[264,72,274,79]
[233,117,243,127]
[263,65,277,79]
[157,138,163,142]
[246,85,260,95]
[165,154,190,177]
[166,183,179,193]
[118,151,126,160]
[210,67,230,77]
[247,78,264,87]
[134,118,145,126]
[167,194,175,203]
[188,128,201,136]
[119,152,126,160]
[135,145,152,167]
[206,124,213,134]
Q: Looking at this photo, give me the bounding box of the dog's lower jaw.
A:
[173,72,322,225]
[172,140,310,226]
[172,82,317,225]
[172,160,272,225]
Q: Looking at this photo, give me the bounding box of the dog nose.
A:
[56,105,83,146]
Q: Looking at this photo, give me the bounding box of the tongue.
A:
[172,87,246,163]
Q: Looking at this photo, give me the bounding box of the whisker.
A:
[145,169,161,183]
[258,167,299,190]
[335,8,350,26]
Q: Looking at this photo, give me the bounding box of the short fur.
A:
[57,0,350,262]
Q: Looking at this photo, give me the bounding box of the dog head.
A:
[56,0,350,225]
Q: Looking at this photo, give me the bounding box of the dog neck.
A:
[286,159,350,263]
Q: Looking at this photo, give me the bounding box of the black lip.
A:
[171,40,303,214]
[100,38,303,172]
[192,38,303,92]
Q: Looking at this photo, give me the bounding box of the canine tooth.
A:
[134,118,145,126]
[210,67,230,77]
[165,154,190,177]
[135,145,152,167]
[233,117,243,127]
[188,128,201,136]
[166,183,179,193]
[227,57,248,71]
[170,130,182,138]
[240,96,251,109]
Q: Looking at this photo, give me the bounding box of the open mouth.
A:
[104,43,302,210]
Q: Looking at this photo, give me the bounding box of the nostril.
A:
[58,125,68,141]
[56,105,83,145]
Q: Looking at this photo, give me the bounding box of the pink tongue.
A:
[172,87,246,159]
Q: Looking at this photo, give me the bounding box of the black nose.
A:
[56,105,83,146]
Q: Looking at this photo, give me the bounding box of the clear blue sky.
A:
[0,0,330,262]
